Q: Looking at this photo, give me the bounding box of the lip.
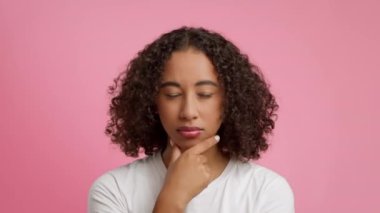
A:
[177,126,203,139]
[177,126,203,131]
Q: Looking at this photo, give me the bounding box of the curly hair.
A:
[106,26,278,161]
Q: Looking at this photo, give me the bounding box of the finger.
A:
[188,135,220,155]
[169,140,181,165]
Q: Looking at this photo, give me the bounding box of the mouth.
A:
[176,126,203,139]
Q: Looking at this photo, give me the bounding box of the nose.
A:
[179,95,199,121]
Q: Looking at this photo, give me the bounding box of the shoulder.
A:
[90,155,156,189]
[232,160,288,183]
[232,161,295,212]
[243,162,291,187]
[88,154,162,213]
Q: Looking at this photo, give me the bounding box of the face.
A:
[156,48,224,151]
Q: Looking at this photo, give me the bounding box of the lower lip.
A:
[178,130,201,139]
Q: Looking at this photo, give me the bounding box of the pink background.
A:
[1,0,379,212]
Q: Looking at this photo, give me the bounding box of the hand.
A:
[160,135,220,207]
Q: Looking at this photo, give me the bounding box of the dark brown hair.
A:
[106,26,278,161]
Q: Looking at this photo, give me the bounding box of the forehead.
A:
[161,48,218,83]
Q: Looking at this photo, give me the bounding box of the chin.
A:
[174,139,199,151]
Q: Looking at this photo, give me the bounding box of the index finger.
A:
[187,135,220,155]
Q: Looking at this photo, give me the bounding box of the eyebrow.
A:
[159,80,219,88]
[195,80,219,87]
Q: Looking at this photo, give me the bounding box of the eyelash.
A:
[165,94,181,98]
[165,93,213,99]
[198,93,213,98]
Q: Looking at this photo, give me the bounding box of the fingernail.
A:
[214,135,220,142]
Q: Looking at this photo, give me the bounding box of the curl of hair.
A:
[106,27,278,161]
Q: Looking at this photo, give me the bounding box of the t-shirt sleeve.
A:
[260,176,295,213]
[88,173,129,213]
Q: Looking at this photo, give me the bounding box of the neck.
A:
[203,146,230,180]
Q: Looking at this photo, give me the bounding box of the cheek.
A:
[206,98,223,115]
[202,102,223,123]
[157,104,178,124]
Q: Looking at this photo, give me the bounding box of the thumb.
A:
[169,140,181,165]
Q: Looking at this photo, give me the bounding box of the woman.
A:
[88,27,294,213]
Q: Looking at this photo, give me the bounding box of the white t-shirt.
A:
[88,152,294,213]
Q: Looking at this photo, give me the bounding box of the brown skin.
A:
[153,48,229,212]
[105,27,279,211]
[106,27,278,161]
[154,136,224,212]
[155,48,224,151]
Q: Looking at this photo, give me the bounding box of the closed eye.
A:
[198,93,213,98]
[165,93,181,99]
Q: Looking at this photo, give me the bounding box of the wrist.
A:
[154,187,188,213]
